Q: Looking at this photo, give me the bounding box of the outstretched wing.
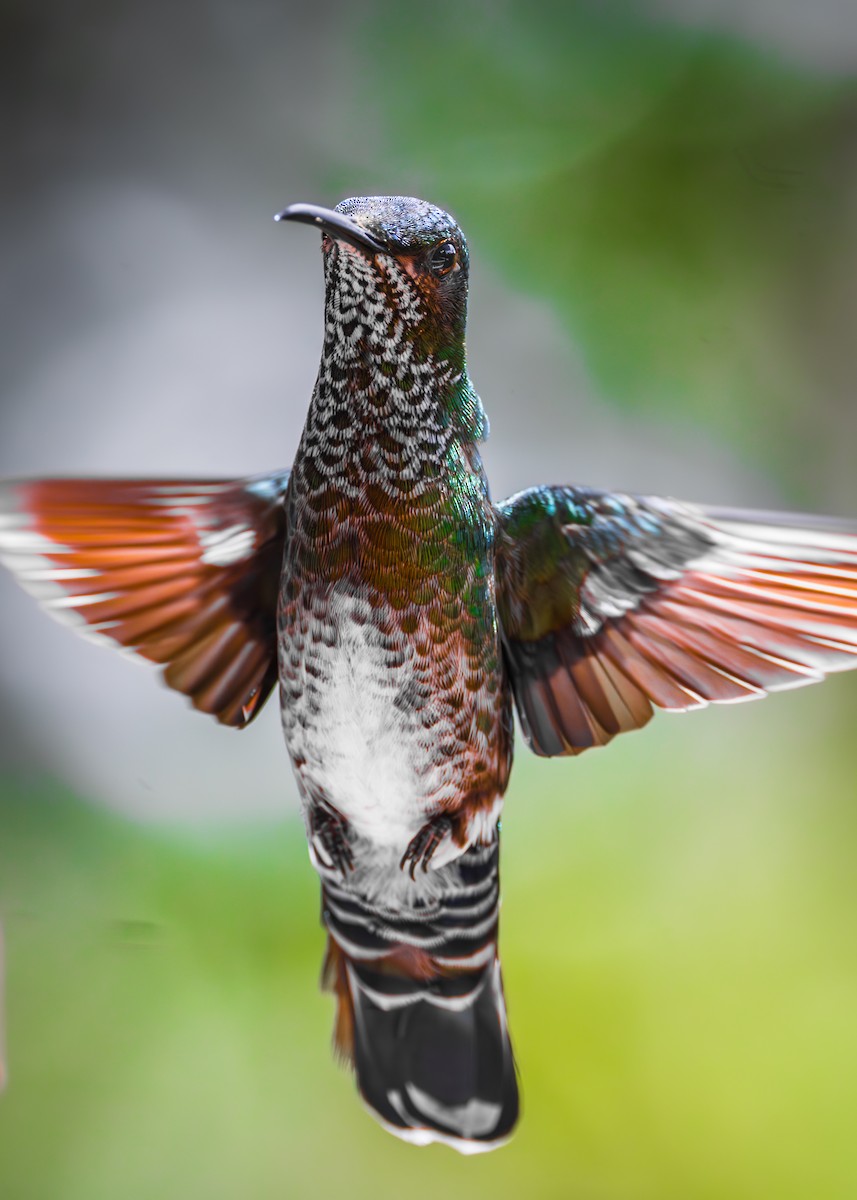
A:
[0,472,291,728]
[494,486,857,756]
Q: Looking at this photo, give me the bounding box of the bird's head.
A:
[277,195,470,366]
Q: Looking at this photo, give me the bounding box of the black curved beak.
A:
[275,203,387,255]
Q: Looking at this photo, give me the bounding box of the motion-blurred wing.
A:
[0,472,291,727]
[494,486,857,756]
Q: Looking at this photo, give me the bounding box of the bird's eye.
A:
[428,240,457,277]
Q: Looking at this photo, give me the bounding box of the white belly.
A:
[283,594,447,849]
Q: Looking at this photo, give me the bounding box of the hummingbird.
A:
[1,195,857,1152]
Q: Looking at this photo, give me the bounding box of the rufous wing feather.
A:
[0,473,291,727]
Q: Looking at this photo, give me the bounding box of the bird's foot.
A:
[400,814,458,880]
[310,802,354,877]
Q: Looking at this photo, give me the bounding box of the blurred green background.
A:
[2,2,857,1197]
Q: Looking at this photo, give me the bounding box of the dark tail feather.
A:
[323,938,518,1151]
[320,842,518,1152]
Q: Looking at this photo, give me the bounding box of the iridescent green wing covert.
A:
[494,486,857,756]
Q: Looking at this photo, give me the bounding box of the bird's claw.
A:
[400,814,454,880]
[311,803,354,877]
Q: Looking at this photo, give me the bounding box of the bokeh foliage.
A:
[338,0,857,502]
[3,677,857,1199]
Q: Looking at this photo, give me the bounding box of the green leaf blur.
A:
[3,672,857,1198]
[339,0,857,500]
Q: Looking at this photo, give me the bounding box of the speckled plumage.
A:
[272,200,517,1149]
[277,199,511,892]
